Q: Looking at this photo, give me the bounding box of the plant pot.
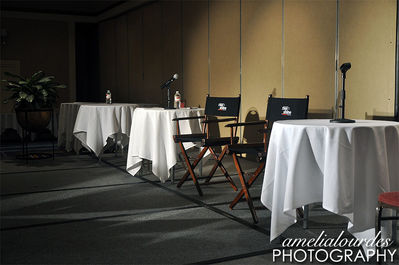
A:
[16,109,52,132]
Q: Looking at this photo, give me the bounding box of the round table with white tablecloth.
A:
[73,103,144,156]
[58,102,95,153]
[126,107,204,182]
[261,119,399,241]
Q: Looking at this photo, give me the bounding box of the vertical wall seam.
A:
[239,0,242,138]
[181,0,184,96]
[161,3,165,107]
[126,15,131,102]
[334,0,340,119]
[208,0,211,95]
[161,2,164,80]
[68,22,76,101]
[114,20,117,93]
[281,0,285,98]
[240,0,242,98]
[395,0,399,120]
[141,14,144,82]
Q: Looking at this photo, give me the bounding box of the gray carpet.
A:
[1,146,398,264]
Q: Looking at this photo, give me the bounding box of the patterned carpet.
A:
[1,144,397,264]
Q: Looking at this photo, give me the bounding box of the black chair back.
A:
[205,95,241,117]
[266,95,309,124]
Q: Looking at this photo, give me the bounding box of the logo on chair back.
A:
[218,103,227,111]
[281,106,292,116]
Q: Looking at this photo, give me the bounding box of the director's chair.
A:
[173,95,241,196]
[227,94,309,222]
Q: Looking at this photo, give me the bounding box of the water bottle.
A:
[174,90,181,109]
[106,90,112,104]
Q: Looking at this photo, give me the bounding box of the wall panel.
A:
[98,19,116,102]
[339,0,396,119]
[209,0,240,137]
[115,15,129,102]
[142,3,163,104]
[242,0,282,125]
[284,0,336,114]
[182,0,209,108]
[161,0,183,107]
[127,9,144,103]
[209,0,240,97]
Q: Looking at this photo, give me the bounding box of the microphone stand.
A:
[166,84,173,109]
[330,70,355,123]
[161,79,175,109]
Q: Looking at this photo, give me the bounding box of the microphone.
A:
[340,62,351,73]
[161,73,179,89]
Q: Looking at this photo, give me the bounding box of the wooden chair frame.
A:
[226,120,268,223]
[173,95,241,196]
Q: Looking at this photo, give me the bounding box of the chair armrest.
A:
[225,120,267,128]
[172,115,205,121]
[202,117,236,124]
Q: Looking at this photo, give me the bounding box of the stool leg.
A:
[375,206,383,261]
[392,209,398,245]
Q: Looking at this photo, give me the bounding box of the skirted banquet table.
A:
[73,103,154,156]
[261,119,399,241]
[58,102,95,153]
[126,107,204,182]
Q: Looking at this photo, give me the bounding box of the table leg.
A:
[303,205,309,229]
[114,134,118,157]
[171,165,175,184]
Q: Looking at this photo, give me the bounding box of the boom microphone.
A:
[161,73,179,89]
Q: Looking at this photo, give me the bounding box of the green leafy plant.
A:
[2,71,66,109]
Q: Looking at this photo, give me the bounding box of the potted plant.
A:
[2,71,66,132]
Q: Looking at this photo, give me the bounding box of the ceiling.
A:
[0,1,134,16]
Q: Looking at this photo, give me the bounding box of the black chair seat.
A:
[202,136,239,147]
[228,143,264,154]
[174,133,207,143]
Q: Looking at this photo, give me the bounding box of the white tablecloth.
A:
[261,119,399,241]
[73,103,144,156]
[126,107,204,182]
[58,102,92,153]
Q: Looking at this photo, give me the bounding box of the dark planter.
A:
[16,108,52,132]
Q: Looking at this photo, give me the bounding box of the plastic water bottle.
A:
[106,90,112,104]
[174,90,181,109]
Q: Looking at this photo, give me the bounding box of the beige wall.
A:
[97,0,396,122]
[284,0,336,115]
[0,17,70,113]
[340,0,396,119]
[242,0,282,122]
[182,0,209,108]
[209,0,240,97]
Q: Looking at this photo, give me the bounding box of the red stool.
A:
[375,192,399,256]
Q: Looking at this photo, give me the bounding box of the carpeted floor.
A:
[1,144,398,264]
